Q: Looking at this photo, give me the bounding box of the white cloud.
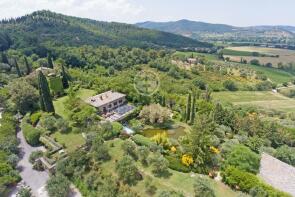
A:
[0,0,143,22]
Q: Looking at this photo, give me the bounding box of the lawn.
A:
[213,91,295,113]
[53,88,96,120]
[100,138,240,197]
[52,88,95,152]
[51,131,85,153]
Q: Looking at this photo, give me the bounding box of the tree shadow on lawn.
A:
[154,170,173,179]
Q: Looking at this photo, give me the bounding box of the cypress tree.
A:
[190,93,196,125]
[24,56,31,75]
[14,58,22,77]
[61,64,69,89]
[162,95,166,107]
[1,52,9,64]
[1,52,12,71]
[38,71,55,113]
[186,93,191,123]
[47,52,54,69]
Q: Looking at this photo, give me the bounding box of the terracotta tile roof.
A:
[86,91,125,108]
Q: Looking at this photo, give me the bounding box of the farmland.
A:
[212,91,295,113]
[224,46,295,66]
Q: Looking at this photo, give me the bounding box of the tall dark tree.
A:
[24,56,31,75]
[190,93,196,125]
[47,52,54,69]
[38,71,55,113]
[14,58,22,77]
[0,52,9,64]
[1,53,12,72]
[185,93,192,123]
[61,64,69,89]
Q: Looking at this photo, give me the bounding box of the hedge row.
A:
[165,155,190,173]
[21,116,41,146]
[222,166,291,197]
[131,134,156,147]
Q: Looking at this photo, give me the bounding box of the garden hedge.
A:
[131,134,156,147]
[222,166,291,197]
[165,155,190,173]
[21,116,41,146]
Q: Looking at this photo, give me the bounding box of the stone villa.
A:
[86,91,134,121]
[86,90,126,114]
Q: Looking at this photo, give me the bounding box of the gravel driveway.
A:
[16,130,49,197]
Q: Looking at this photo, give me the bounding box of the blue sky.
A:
[0,0,294,26]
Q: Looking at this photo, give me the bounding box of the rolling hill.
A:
[136,20,295,45]
[0,11,211,51]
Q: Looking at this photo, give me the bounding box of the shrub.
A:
[223,145,260,174]
[54,118,70,133]
[181,154,194,167]
[194,79,207,90]
[144,176,157,195]
[138,146,150,166]
[274,145,295,166]
[148,153,169,176]
[29,150,43,164]
[46,174,70,197]
[158,190,185,197]
[250,59,260,65]
[165,155,190,173]
[116,155,140,185]
[223,80,238,91]
[112,122,123,134]
[40,113,56,132]
[222,166,290,197]
[132,134,156,147]
[121,140,138,160]
[21,118,41,146]
[30,111,42,126]
[194,177,216,197]
[255,81,273,91]
[17,187,32,197]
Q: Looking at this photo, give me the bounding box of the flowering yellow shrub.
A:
[170,146,177,153]
[151,132,169,147]
[181,154,193,167]
[210,146,220,154]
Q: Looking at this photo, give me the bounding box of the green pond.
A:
[142,126,186,139]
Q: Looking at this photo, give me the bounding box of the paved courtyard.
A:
[259,153,295,196]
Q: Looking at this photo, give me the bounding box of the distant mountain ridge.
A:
[0,11,212,51]
[136,20,295,45]
[137,19,236,33]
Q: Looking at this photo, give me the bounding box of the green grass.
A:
[246,64,294,84]
[100,138,240,197]
[53,88,96,120]
[213,91,295,113]
[213,91,284,103]
[51,131,85,153]
[52,88,94,152]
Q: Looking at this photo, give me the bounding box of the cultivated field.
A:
[224,46,295,66]
[213,91,295,113]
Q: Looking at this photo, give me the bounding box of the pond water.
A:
[142,126,187,139]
